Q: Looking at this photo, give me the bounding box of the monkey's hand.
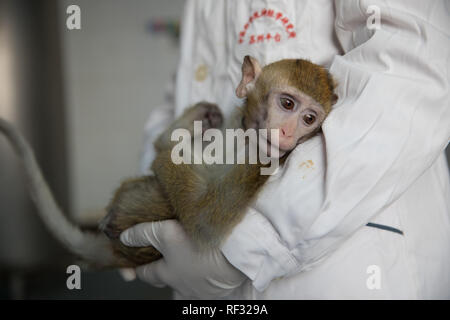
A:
[181,101,223,134]
[120,220,246,299]
[154,102,223,152]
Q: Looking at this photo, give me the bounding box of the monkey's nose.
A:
[281,128,292,137]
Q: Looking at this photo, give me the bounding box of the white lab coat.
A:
[141,0,450,299]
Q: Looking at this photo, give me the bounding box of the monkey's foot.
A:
[113,240,162,267]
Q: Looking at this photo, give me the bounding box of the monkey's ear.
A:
[236,55,262,98]
[328,76,338,105]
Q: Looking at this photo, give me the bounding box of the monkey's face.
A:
[236,56,335,157]
[261,86,327,154]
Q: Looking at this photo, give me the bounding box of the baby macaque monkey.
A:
[0,56,337,268]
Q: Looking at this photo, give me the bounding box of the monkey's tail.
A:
[0,117,116,267]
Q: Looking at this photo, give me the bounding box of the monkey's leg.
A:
[100,176,174,266]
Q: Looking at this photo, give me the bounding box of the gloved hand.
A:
[120,219,247,299]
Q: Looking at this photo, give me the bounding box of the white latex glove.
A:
[120,219,247,299]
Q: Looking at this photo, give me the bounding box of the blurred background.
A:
[0,0,184,299]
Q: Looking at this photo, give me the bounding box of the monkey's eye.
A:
[280,98,295,110]
[303,114,316,126]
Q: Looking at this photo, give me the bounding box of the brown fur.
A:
[243,59,336,130]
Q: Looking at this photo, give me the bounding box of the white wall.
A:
[59,0,185,222]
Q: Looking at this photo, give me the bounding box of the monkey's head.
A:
[236,56,337,156]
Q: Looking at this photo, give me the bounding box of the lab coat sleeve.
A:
[139,103,175,175]
[222,208,300,291]
[222,0,450,291]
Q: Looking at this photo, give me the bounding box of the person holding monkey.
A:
[122,0,450,299]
